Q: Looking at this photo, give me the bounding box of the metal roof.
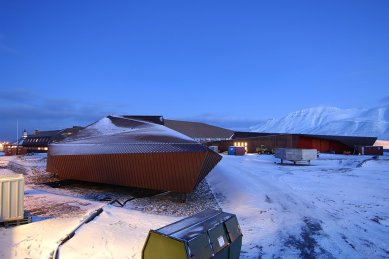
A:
[164,119,234,139]
[122,115,164,125]
[22,127,83,148]
[231,132,279,139]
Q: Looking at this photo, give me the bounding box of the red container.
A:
[361,146,383,156]
[235,147,246,155]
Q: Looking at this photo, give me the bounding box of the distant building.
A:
[0,142,8,152]
[22,130,27,139]
[206,133,377,154]
[3,138,27,156]
[22,126,83,153]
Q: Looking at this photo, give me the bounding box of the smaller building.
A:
[0,142,9,152]
[3,139,27,156]
[355,146,384,156]
[22,126,83,153]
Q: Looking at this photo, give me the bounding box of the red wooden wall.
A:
[297,137,350,154]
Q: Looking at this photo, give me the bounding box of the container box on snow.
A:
[0,174,24,222]
[356,146,383,156]
[143,209,242,259]
[228,146,245,156]
[228,146,236,155]
[235,147,246,156]
[275,148,317,164]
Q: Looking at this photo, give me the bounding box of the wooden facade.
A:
[206,134,376,154]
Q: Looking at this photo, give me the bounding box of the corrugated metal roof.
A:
[164,119,234,139]
[22,127,83,148]
[231,132,279,139]
[122,115,164,125]
[30,130,62,137]
[49,143,208,156]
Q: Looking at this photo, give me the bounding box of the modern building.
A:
[47,116,222,193]
[206,133,377,154]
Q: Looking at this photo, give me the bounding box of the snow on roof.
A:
[60,115,197,144]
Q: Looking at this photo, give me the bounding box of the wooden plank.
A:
[1,212,31,227]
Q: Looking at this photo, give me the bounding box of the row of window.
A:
[234,142,248,151]
[24,137,50,143]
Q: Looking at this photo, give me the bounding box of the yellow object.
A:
[143,231,187,259]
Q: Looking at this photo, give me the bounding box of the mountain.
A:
[250,105,389,140]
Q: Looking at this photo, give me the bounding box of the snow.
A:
[1,153,388,258]
[64,115,196,143]
[250,105,389,140]
[59,207,178,259]
[207,154,389,258]
[0,169,17,177]
[0,217,81,258]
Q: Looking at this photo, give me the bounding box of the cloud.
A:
[0,92,128,140]
[0,88,38,103]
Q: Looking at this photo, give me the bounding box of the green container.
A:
[142,209,243,259]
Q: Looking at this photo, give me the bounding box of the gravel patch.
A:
[128,179,220,217]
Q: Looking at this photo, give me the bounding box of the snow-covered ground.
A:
[208,154,389,258]
[1,153,388,258]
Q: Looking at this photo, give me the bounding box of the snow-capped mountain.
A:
[250,105,389,140]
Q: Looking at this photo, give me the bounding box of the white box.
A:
[275,148,317,163]
[0,174,24,222]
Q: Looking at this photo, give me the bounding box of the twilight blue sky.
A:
[1,0,389,140]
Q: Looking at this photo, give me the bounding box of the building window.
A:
[234,141,248,151]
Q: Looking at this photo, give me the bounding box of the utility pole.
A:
[16,120,19,155]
